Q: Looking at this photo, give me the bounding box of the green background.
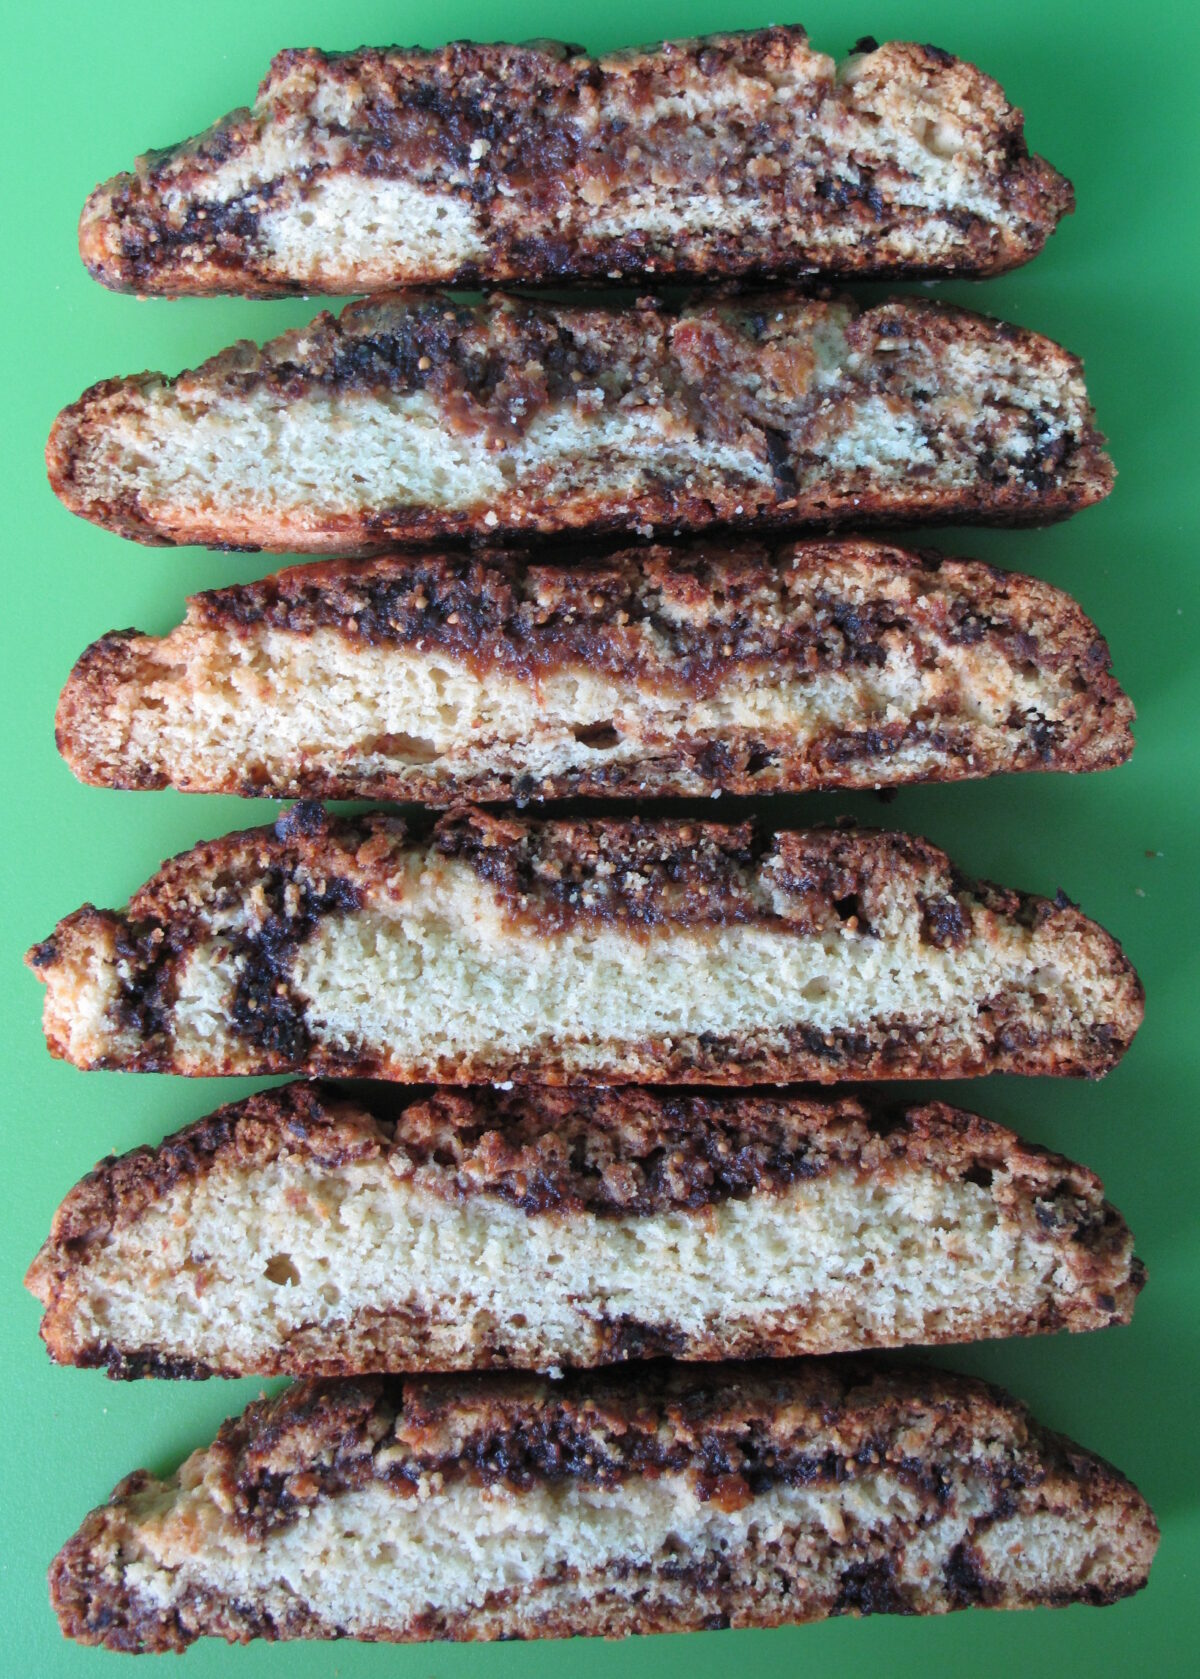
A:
[1,1,1196,1672]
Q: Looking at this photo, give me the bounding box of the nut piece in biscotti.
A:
[78,28,1072,297]
[45,292,1113,553]
[49,1362,1158,1650]
[26,1082,1144,1381]
[26,804,1143,1083]
[55,538,1135,804]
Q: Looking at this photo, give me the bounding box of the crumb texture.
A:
[46,292,1112,552]
[26,806,1144,1083]
[27,1083,1142,1379]
[79,29,1072,296]
[49,1362,1158,1650]
[56,538,1134,802]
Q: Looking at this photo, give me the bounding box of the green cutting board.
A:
[2,1,1196,1673]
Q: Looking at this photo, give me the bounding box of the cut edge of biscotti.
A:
[45,292,1113,553]
[26,805,1144,1083]
[26,1081,1144,1380]
[78,28,1072,297]
[54,537,1135,804]
[48,1361,1158,1650]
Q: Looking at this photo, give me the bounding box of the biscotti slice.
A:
[27,1082,1144,1381]
[50,1362,1158,1650]
[56,538,1134,803]
[27,805,1143,1082]
[46,292,1112,552]
[79,29,1072,298]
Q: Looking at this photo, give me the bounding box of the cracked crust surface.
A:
[49,1361,1158,1650]
[79,29,1072,296]
[56,537,1134,803]
[46,292,1112,553]
[27,805,1144,1083]
[26,1082,1143,1380]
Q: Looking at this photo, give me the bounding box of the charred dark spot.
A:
[597,1316,688,1361]
[80,1344,218,1382]
[276,800,330,840]
[943,1540,997,1605]
[919,894,971,950]
[1014,708,1064,760]
[762,427,797,493]
[947,608,993,645]
[692,740,737,783]
[834,1557,911,1616]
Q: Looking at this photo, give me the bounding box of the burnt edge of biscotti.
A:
[26,805,1145,1079]
[79,29,1072,296]
[45,294,1114,551]
[56,537,1134,797]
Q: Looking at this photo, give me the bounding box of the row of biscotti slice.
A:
[57,536,1134,804]
[51,27,1154,1655]
[51,1361,1158,1651]
[79,28,1072,296]
[28,804,1143,1082]
[47,291,1112,553]
[28,1082,1143,1381]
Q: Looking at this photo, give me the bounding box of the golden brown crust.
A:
[46,293,1113,553]
[26,1082,1143,1380]
[55,537,1135,801]
[79,29,1071,296]
[26,805,1145,1083]
[49,1362,1159,1650]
